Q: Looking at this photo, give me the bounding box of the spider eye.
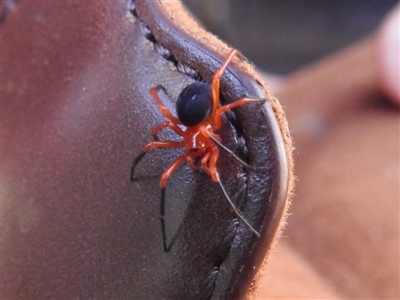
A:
[176,82,212,126]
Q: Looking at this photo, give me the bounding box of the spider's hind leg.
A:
[151,122,185,140]
[213,97,267,129]
[149,86,182,125]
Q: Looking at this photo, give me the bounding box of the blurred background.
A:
[182,0,398,74]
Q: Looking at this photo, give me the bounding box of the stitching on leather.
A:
[129,2,250,297]
[131,3,202,81]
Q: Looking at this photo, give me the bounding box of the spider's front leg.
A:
[159,155,186,252]
[200,146,219,183]
[199,126,251,169]
[198,127,261,237]
[185,156,198,170]
[130,140,184,181]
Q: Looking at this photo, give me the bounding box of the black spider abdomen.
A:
[176,82,213,126]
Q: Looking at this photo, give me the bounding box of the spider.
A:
[131,49,265,252]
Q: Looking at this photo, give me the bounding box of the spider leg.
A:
[213,97,267,129]
[200,127,252,169]
[151,121,185,140]
[204,145,260,236]
[215,172,261,237]
[210,49,238,119]
[200,150,213,176]
[186,156,197,170]
[130,140,184,181]
[160,155,186,252]
[208,134,252,169]
[150,86,182,125]
[204,145,220,183]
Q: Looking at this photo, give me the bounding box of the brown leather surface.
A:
[1,1,290,299]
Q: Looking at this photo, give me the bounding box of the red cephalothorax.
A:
[131,49,265,251]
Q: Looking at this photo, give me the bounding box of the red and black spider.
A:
[131,49,265,251]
